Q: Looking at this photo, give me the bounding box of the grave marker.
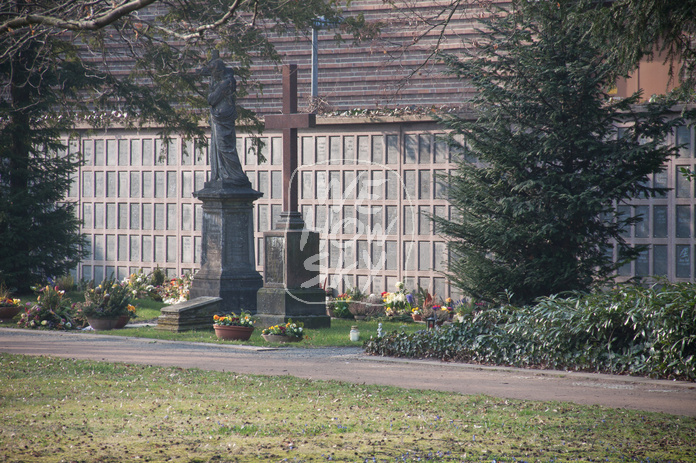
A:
[256,64,329,329]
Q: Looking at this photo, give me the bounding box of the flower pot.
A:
[114,314,130,329]
[87,317,119,331]
[0,305,21,321]
[412,314,422,322]
[214,325,255,341]
[262,334,301,343]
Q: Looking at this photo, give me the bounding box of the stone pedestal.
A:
[256,212,330,328]
[189,180,263,314]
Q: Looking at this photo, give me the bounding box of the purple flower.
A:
[406,294,414,305]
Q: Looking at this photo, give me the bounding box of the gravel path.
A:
[2,327,695,417]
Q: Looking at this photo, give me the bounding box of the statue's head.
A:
[209,59,235,80]
[209,59,226,78]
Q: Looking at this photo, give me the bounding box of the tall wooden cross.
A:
[265,64,316,222]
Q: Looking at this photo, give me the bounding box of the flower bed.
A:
[157,273,193,304]
[18,286,77,330]
[382,281,411,317]
[122,269,154,298]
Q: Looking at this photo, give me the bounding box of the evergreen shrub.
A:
[364,282,696,380]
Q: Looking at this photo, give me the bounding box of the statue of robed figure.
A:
[185,57,263,322]
[206,59,250,186]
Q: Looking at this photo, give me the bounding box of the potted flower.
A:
[80,278,135,330]
[411,306,423,321]
[114,303,138,329]
[327,293,352,318]
[0,285,22,321]
[213,311,255,340]
[261,320,304,343]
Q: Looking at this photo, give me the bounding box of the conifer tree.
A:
[0,40,86,291]
[436,0,682,305]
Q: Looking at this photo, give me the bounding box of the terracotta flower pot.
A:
[87,317,119,331]
[262,334,301,343]
[114,314,130,329]
[0,305,22,321]
[412,314,422,321]
[214,325,255,341]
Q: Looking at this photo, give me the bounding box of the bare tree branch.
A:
[0,0,158,35]
[139,0,246,42]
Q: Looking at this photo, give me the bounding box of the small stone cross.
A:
[265,64,316,221]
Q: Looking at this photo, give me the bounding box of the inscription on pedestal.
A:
[265,235,285,284]
[226,211,249,266]
[205,211,222,263]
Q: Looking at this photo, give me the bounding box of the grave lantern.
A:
[426,315,437,330]
[349,325,360,342]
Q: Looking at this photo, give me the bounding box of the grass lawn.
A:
[108,318,423,347]
[3,294,695,461]
[1,354,694,462]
